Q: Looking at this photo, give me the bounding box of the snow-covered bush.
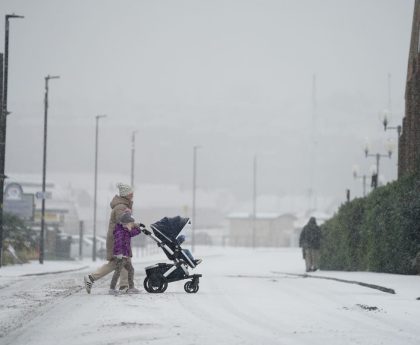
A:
[320,173,420,274]
[1,213,37,265]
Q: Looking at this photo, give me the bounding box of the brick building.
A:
[400,0,420,177]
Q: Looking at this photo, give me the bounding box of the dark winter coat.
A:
[299,218,321,249]
[113,224,141,257]
[106,195,133,260]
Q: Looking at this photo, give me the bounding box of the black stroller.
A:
[142,216,202,293]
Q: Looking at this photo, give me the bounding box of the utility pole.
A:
[308,73,318,211]
[0,14,24,268]
[0,54,4,268]
[381,73,401,178]
[130,130,138,188]
[387,73,392,114]
[353,168,368,197]
[191,145,200,253]
[362,175,366,197]
[346,189,350,203]
[364,147,392,189]
[2,15,24,116]
[252,154,257,248]
[93,114,106,261]
[79,220,84,260]
[39,75,60,264]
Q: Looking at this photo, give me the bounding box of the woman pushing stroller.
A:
[84,183,143,294]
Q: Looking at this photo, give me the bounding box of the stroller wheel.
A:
[143,277,153,293]
[144,275,167,293]
[158,280,168,293]
[184,281,199,293]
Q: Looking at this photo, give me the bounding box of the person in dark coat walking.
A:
[299,217,321,272]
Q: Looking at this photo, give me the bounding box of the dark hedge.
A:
[320,174,420,274]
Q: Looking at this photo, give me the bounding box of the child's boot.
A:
[126,287,140,294]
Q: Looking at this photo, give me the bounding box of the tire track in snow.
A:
[172,275,285,345]
[251,272,416,345]
[0,271,84,343]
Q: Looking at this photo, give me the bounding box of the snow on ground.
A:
[0,247,419,345]
[0,259,90,277]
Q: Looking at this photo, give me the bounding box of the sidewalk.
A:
[272,269,420,300]
[0,245,221,278]
[0,259,92,277]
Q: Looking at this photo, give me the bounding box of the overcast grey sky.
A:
[0,0,414,202]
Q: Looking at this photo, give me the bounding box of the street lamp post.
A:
[383,116,402,168]
[383,116,402,138]
[252,154,257,249]
[192,145,201,253]
[364,146,392,189]
[79,220,84,260]
[39,75,60,264]
[352,168,368,197]
[93,114,106,261]
[382,101,402,140]
[2,14,24,117]
[0,14,24,268]
[131,130,138,188]
[0,54,4,268]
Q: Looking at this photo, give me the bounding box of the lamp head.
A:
[380,109,391,130]
[383,116,388,131]
[352,164,359,179]
[6,14,24,19]
[46,75,60,81]
[386,139,394,158]
[364,146,369,157]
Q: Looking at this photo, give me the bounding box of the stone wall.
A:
[400,0,420,178]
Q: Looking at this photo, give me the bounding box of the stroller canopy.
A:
[151,216,190,244]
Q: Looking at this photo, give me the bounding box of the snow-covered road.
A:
[1,247,419,345]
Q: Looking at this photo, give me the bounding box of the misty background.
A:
[0,0,413,221]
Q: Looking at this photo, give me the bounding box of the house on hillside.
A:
[227,213,297,247]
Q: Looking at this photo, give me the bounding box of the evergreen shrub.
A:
[320,174,420,274]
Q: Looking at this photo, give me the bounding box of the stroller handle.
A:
[142,226,175,256]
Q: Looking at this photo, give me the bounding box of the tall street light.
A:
[39,75,60,264]
[364,145,392,189]
[0,54,4,268]
[0,13,24,268]
[93,114,106,261]
[352,166,368,197]
[131,130,138,188]
[382,113,402,175]
[382,115,402,138]
[251,152,281,247]
[191,145,201,253]
[252,154,257,249]
[2,14,24,117]
[381,106,402,150]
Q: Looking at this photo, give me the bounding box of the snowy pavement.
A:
[0,247,419,345]
[0,259,90,277]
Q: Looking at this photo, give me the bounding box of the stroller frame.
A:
[142,225,202,293]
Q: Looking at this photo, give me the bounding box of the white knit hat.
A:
[117,183,133,197]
